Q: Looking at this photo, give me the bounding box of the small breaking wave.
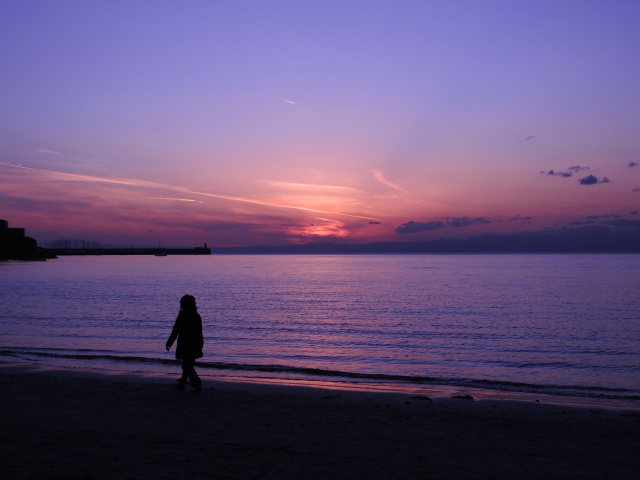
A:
[3,347,638,402]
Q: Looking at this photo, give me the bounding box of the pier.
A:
[45,244,211,256]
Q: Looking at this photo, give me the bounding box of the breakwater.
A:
[45,245,210,256]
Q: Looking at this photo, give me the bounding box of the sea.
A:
[1,254,639,408]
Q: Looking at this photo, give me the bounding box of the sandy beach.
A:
[1,366,638,480]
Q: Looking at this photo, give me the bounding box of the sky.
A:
[1,0,639,247]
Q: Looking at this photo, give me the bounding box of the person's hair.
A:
[180,294,197,310]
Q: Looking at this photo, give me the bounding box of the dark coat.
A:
[166,308,203,360]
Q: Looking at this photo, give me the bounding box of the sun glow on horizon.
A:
[3,2,639,246]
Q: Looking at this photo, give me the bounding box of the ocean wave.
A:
[3,348,639,401]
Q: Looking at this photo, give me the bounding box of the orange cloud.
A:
[287,220,350,240]
[0,160,378,221]
[371,170,405,192]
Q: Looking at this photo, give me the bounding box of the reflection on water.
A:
[1,254,639,402]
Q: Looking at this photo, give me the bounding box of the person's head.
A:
[180,294,197,310]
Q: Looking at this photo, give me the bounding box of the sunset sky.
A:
[2,1,639,247]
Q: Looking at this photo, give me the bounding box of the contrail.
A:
[0,160,378,221]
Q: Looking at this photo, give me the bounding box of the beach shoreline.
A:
[3,360,638,411]
[1,364,638,479]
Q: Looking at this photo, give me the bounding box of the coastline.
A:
[4,358,638,411]
[1,365,638,479]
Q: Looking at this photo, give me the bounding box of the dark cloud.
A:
[586,214,621,220]
[395,220,445,234]
[579,175,610,185]
[629,161,638,168]
[396,216,495,234]
[633,188,640,192]
[599,218,640,230]
[507,215,532,222]
[579,175,598,185]
[446,216,494,227]
[541,166,590,178]
[222,225,640,253]
[547,170,572,178]
[571,213,639,228]
[567,166,589,173]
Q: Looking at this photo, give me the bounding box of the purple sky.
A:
[2,1,639,247]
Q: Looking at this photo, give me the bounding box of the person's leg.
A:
[188,359,202,392]
[182,357,201,391]
[179,358,193,386]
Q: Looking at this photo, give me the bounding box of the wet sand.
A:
[1,366,638,479]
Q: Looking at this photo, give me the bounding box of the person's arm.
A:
[166,315,181,351]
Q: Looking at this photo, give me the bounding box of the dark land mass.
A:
[44,245,211,256]
[211,226,640,254]
[1,219,211,259]
[0,219,54,261]
[0,236,53,260]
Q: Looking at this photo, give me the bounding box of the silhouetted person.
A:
[166,294,204,393]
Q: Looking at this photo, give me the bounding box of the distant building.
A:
[0,218,26,237]
[0,219,46,260]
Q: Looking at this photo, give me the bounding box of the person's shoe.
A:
[192,385,202,393]
[175,379,186,390]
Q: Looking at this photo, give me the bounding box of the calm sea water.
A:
[1,254,639,406]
